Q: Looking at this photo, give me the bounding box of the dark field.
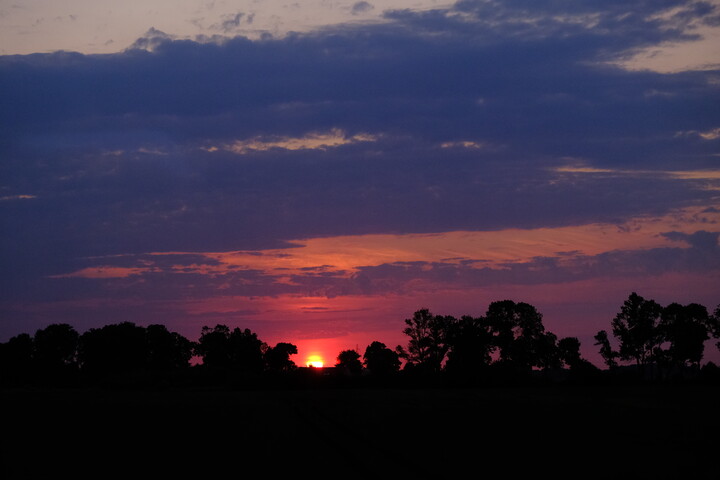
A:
[2,384,718,479]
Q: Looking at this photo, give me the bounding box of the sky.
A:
[1,0,720,368]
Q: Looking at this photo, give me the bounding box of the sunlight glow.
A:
[306,355,324,368]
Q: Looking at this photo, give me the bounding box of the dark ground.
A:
[1,383,718,479]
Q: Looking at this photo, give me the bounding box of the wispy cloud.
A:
[553,163,720,181]
[0,194,36,201]
[214,129,377,155]
[676,126,720,140]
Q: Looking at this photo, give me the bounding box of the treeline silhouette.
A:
[2,292,719,389]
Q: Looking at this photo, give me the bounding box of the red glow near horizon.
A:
[291,336,373,370]
[257,269,720,370]
[18,207,719,370]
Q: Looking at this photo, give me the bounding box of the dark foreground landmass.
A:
[1,383,718,479]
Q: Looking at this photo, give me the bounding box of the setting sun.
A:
[306,355,324,368]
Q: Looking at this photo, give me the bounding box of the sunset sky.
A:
[2,0,720,367]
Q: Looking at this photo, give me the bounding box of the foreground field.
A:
[2,384,718,479]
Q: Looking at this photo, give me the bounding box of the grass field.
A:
[2,383,718,479]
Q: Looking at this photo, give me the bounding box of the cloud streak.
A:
[41,207,720,301]
[216,129,377,154]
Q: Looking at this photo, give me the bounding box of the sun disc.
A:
[306,355,324,368]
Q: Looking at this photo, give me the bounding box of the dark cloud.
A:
[351,2,374,15]
[2,1,718,143]
[127,27,174,51]
[662,230,720,250]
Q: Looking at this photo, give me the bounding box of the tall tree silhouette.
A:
[611,292,662,366]
[397,309,454,373]
[363,341,400,376]
[656,303,709,370]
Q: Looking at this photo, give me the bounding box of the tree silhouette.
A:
[484,300,557,371]
[557,337,583,369]
[146,324,194,371]
[195,325,233,369]
[557,336,599,378]
[710,305,720,352]
[336,349,363,375]
[1,294,718,389]
[194,325,268,373]
[76,322,195,383]
[227,328,267,374]
[611,292,662,366]
[397,308,454,373]
[0,333,33,384]
[594,293,719,376]
[78,322,148,376]
[265,342,298,372]
[363,341,400,376]
[594,330,618,369]
[656,303,709,370]
[534,331,561,370]
[444,315,494,375]
[33,324,79,373]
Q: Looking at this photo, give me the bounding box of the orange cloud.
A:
[178,203,719,275]
[53,204,719,289]
[554,164,720,181]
